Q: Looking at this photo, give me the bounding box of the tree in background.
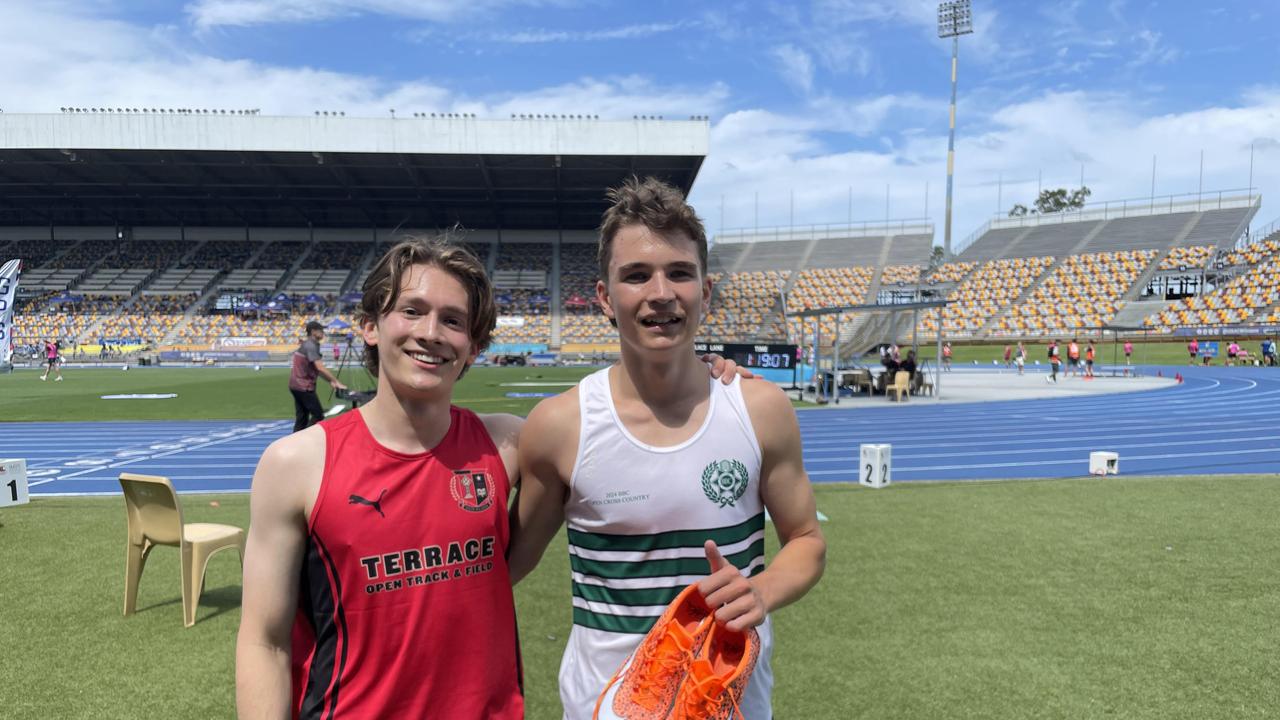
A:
[1009,186,1092,217]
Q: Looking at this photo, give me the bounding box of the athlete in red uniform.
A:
[237,238,524,719]
[237,237,745,719]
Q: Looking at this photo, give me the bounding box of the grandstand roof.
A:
[0,113,708,230]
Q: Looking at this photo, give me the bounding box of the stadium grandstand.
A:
[0,111,707,362]
[2,110,1278,368]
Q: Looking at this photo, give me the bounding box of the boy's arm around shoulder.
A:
[235,427,324,720]
[740,379,826,614]
[507,389,577,585]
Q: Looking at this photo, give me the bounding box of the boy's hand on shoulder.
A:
[700,353,755,384]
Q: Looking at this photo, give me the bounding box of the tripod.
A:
[331,334,376,409]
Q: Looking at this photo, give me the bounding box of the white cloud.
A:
[771,45,815,94]
[184,0,567,29]
[692,89,1280,244]
[488,22,687,44]
[0,4,724,119]
[1131,29,1179,66]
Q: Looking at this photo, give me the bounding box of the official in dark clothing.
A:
[289,321,347,432]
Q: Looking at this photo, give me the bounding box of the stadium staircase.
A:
[41,238,85,269]
[550,242,563,347]
[984,227,1035,261]
[341,244,381,295]
[1109,299,1166,328]
[157,243,274,346]
[1112,213,1202,312]
[274,244,317,292]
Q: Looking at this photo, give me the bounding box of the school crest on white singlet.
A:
[701,459,749,508]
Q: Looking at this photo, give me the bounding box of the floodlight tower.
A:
[938,0,973,258]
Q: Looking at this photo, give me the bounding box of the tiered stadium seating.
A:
[251,241,306,269]
[925,261,976,284]
[920,257,1054,335]
[93,295,197,344]
[145,268,219,295]
[559,243,597,303]
[76,268,155,296]
[1003,250,1156,333]
[180,240,259,270]
[1222,236,1280,266]
[11,296,120,349]
[784,267,873,341]
[107,239,191,269]
[1,239,67,267]
[47,240,118,269]
[560,312,615,344]
[1159,245,1213,271]
[1144,257,1280,329]
[703,270,788,342]
[490,243,553,346]
[880,265,921,285]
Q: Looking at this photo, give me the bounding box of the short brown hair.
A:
[356,236,496,377]
[598,176,707,283]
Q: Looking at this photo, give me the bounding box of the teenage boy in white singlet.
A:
[511,177,827,719]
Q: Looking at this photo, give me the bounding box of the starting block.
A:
[0,458,30,508]
[1089,451,1119,476]
[860,444,892,488]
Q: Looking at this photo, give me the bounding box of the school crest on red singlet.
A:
[450,470,493,512]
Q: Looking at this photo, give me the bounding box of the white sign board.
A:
[0,458,30,507]
[859,444,892,489]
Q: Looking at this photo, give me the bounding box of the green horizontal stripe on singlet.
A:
[570,540,765,580]
[573,607,661,635]
[572,564,765,607]
[566,512,765,553]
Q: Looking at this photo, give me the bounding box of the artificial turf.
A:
[3,476,1278,719]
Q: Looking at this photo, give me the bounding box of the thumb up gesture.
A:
[696,540,767,631]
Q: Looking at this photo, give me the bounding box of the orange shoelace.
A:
[628,622,699,709]
[676,665,744,720]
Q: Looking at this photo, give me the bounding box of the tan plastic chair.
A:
[119,472,245,627]
[885,371,911,402]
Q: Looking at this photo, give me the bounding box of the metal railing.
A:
[953,190,1261,256]
[714,218,933,245]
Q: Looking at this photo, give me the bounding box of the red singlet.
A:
[291,407,523,719]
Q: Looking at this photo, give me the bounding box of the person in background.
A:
[1014,341,1026,376]
[942,341,953,371]
[1124,340,1134,366]
[39,338,63,381]
[287,320,346,432]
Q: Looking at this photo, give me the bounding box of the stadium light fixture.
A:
[937,0,974,259]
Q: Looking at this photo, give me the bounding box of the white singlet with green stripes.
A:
[558,367,774,720]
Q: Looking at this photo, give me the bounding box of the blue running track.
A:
[6,365,1278,496]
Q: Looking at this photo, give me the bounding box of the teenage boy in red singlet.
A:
[236,237,744,720]
[236,238,526,719]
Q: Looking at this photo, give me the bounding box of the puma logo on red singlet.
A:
[349,489,387,518]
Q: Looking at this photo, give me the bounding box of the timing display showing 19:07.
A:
[694,342,799,370]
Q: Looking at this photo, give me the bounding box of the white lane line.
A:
[27,422,288,488]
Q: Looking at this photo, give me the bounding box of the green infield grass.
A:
[0,364,819,422]
[3,476,1278,719]
[0,366,600,422]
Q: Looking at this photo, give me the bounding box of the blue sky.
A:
[2,1,1278,241]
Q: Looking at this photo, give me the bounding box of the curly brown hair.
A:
[597,176,707,284]
[356,235,495,378]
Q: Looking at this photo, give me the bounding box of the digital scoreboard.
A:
[694,342,799,370]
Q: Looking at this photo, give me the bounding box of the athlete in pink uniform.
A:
[39,338,63,381]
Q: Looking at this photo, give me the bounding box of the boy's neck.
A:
[359,379,454,454]
[612,345,708,410]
